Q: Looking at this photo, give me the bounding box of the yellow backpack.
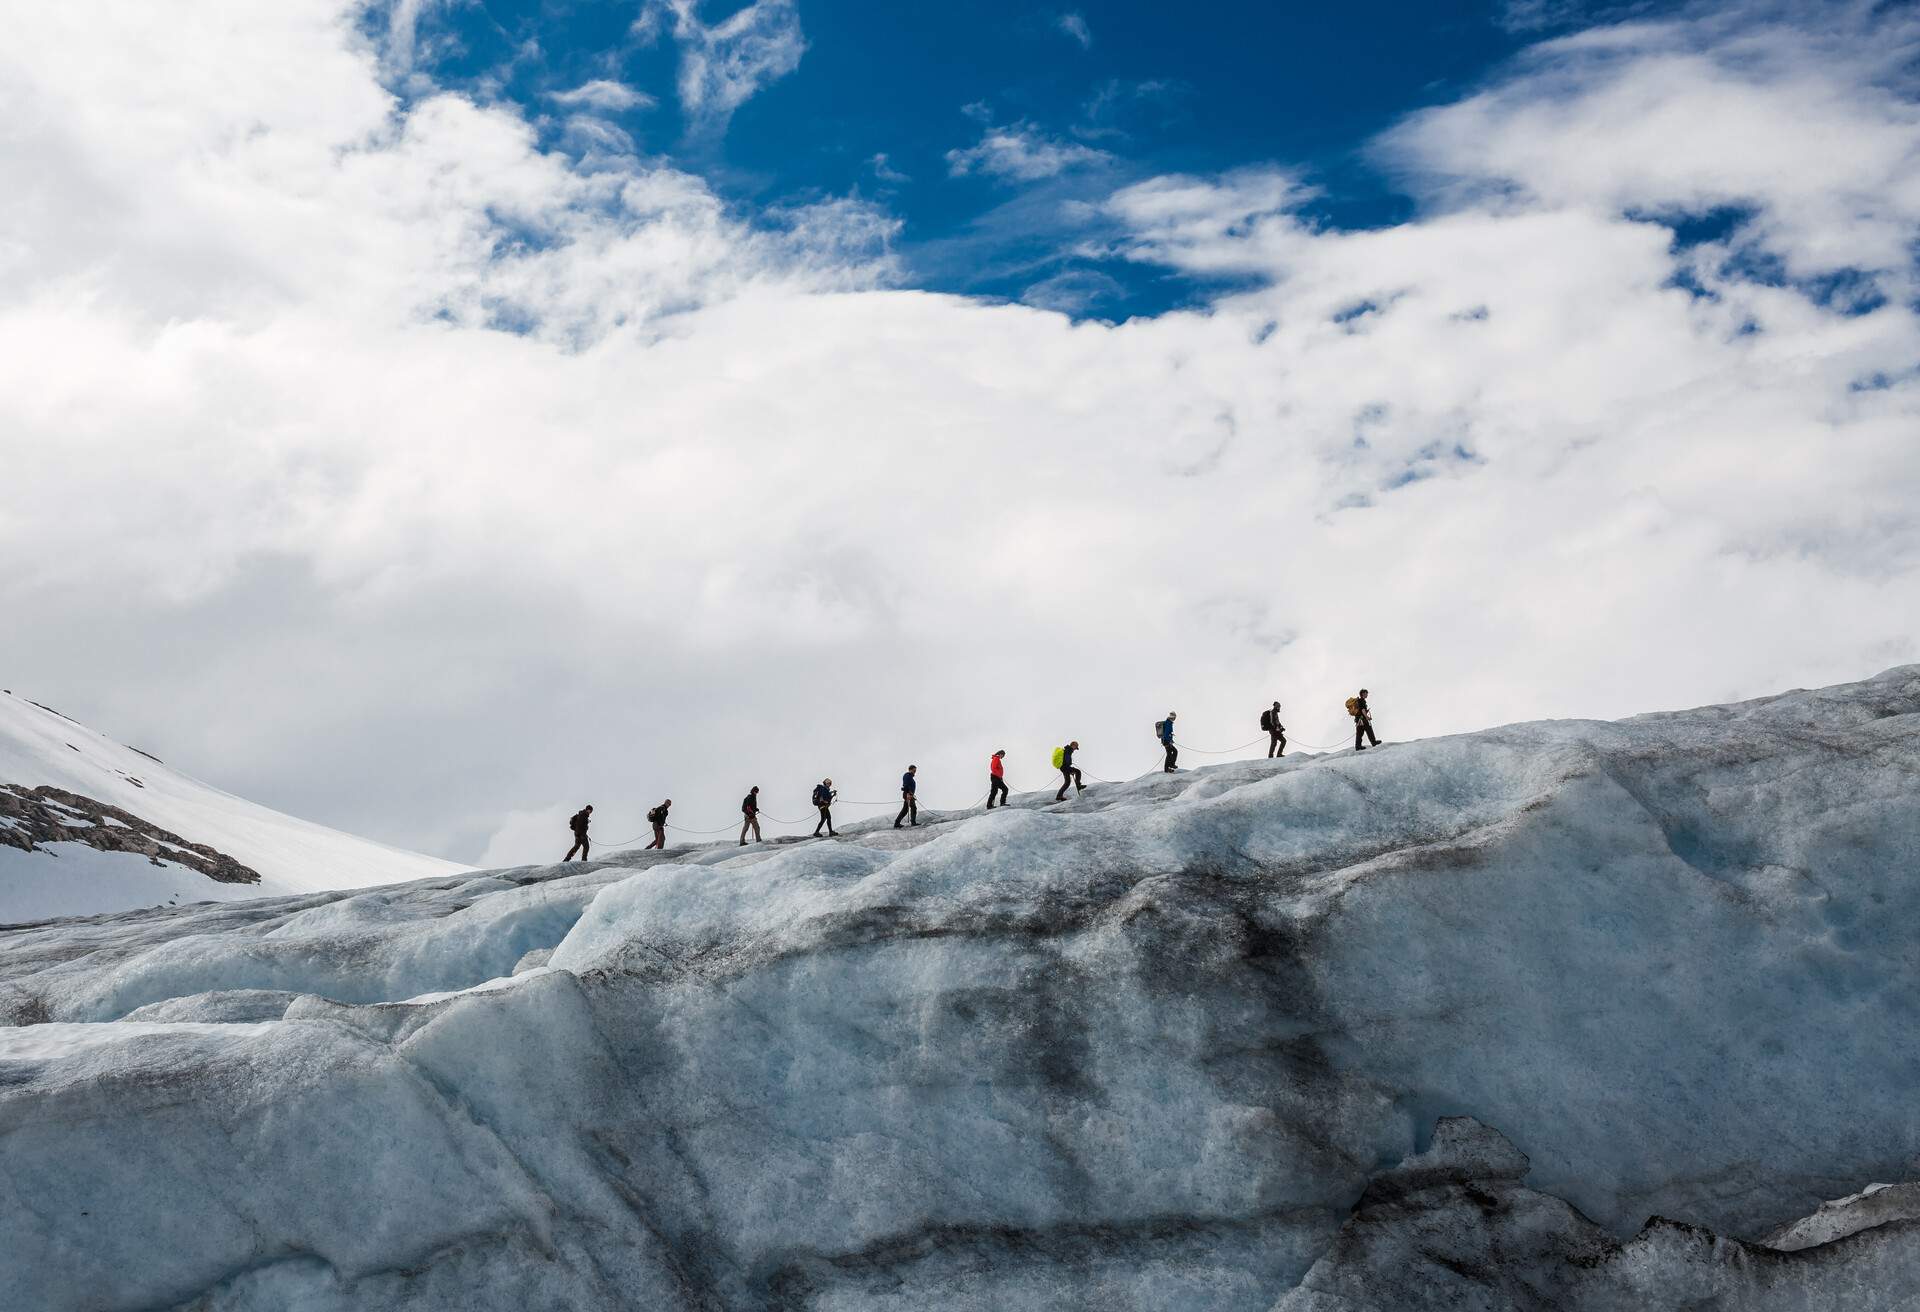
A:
[1344,696,1361,717]
[1051,746,1066,769]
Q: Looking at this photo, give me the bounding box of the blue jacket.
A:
[1157,719,1174,745]
[901,772,916,795]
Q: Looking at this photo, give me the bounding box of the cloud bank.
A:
[2,0,1915,866]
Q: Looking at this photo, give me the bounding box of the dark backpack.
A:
[741,794,756,814]
[570,809,589,832]
[812,784,831,806]
[1259,709,1273,732]
[647,806,666,825]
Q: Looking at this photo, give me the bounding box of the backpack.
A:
[1154,719,1169,740]
[1051,746,1066,769]
[813,784,831,806]
[570,809,589,831]
[646,806,665,825]
[1345,696,1361,717]
[742,794,756,813]
[1259,709,1273,732]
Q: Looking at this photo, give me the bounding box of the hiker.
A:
[564,805,593,861]
[812,778,838,837]
[645,799,671,849]
[987,750,1009,808]
[1157,712,1178,772]
[739,786,762,845]
[1261,701,1287,758]
[1349,689,1379,751]
[895,765,919,828]
[1053,741,1084,801]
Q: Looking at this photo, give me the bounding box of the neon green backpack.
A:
[1051,746,1066,769]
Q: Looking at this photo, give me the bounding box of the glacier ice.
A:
[0,667,1917,1309]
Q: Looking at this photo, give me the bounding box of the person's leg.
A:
[909,798,918,825]
[753,816,763,841]
[1277,734,1286,758]
[825,807,836,837]
[1071,766,1084,793]
[1354,721,1367,751]
[1268,731,1279,758]
[996,777,1009,806]
[1056,770,1069,802]
[814,807,826,836]
[1165,745,1178,772]
[564,839,582,861]
[895,799,909,827]
[1364,720,1379,747]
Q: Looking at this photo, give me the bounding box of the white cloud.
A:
[547,79,656,113]
[947,121,1113,181]
[644,0,807,136]
[1378,7,1920,280]
[869,152,911,184]
[1056,12,1093,49]
[2,0,1916,870]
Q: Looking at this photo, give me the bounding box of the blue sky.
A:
[393,0,1688,316]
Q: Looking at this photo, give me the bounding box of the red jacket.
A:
[989,755,1004,778]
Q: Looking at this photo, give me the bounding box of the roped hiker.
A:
[564,804,593,861]
[645,799,671,849]
[1156,712,1178,773]
[1348,688,1379,751]
[1053,741,1084,801]
[812,778,838,837]
[739,786,762,845]
[1261,701,1287,758]
[895,765,918,828]
[987,749,1009,808]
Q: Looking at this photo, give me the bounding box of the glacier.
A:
[1,667,1916,1310]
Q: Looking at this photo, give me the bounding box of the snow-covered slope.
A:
[0,690,466,921]
[1,668,1917,1310]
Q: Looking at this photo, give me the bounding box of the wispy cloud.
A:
[1055,11,1093,49]
[947,120,1112,182]
[640,0,807,137]
[547,79,656,113]
[868,152,911,184]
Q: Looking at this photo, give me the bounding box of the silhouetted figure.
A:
[740,786,762,845]
[565,805,593,861]
[1055,741,1083,802]
[1157,712,1178,772]
[812,779,838,837]
[646,800,671,849]
[1261,702,1286,758]
[1351,689,1379,751]
[987,750,1009,808]
[895,765,918,828]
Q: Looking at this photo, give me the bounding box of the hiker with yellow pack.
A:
[1053,741,1085,801]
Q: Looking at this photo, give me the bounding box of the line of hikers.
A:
[564,691,1380,860]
